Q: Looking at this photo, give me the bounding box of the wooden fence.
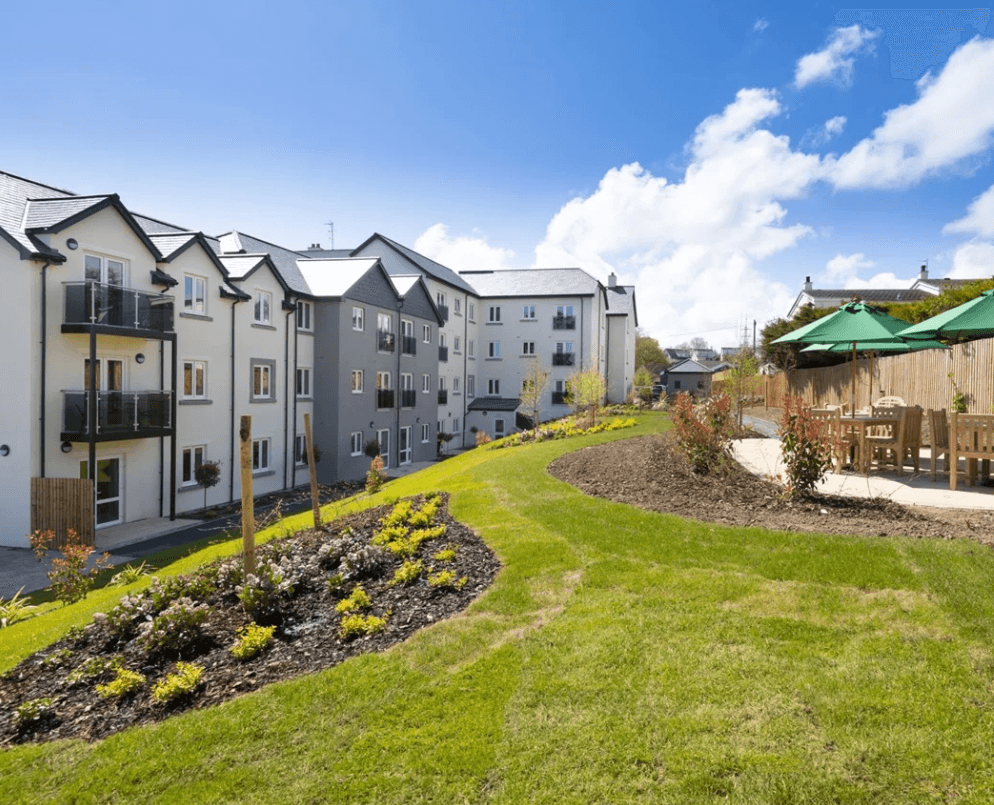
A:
[30,478,95,548]
[714,337,994,414]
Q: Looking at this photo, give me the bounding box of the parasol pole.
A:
[851,340,857,414]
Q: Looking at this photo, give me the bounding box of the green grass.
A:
[4,412,994,803]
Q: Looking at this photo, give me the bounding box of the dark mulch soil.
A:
[0,494,499,747]
[549,433,994,545]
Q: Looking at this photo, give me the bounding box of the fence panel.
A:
[30,478,95,548]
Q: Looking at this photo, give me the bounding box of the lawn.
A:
[3,411,994,803]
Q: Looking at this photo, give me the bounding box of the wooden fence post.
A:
[239,415,255,575]
[304,413,321,528]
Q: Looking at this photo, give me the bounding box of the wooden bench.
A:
[949,413,994,491]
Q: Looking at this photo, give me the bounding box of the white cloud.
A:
[794,25,880,89]
[802,115,847,148]
[830,37,994,189]
[948,241,994,278]
[413,223,517,272]
[944,183,994,238]
[753,18,768,32]
[823,252,874,284]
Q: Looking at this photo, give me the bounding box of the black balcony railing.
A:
[378,331,395,352]
[438,346,449,362]
[552,315,576,330]
[402,335,417,355]
[437,304,449,323]
[63,282,174,336]
[552,352,575,366]
[438,390,448,405]
[62,390,173,441]
[551,391,568,405]
[376,389,395,409]
[400,389,417,408]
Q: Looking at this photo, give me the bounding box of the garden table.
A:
[838,414,901,473]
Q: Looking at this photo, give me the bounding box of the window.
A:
[422,323,431,343]
[352,306,364,331]
[440,332,447,348]
[377,312,393,332]
[251,361,274,401]
[495,419,505,436]
[182,360,206,399]
[351,369,363,393]
[454,336,461,353]
[438,375,446,391]
[181,446,205,486]
[453,376,460,393]
[376,371,392,408]
[377,371,392,390]
[84,254,126,286]
[674,380,682,389]
[350,432,363,456]
[468,302,475,321]
[377,313,394,351]
[522,341,535,355]
[454,298,461,314]
[556,341,574,353]
[467,375,475,398]
[254,291,272,324]
[557,304,574,317]
[522,305,535,320]
[252,438,271,472]
[401,373,414,407]
[401,319,414,338]
[488,378,500,395]
[184,275,207,315]
[294,435,306,465]
[296,301,313,331]
[421,423,430,443]
[437,292,446,307]
[468,339,475,358]
[488,341,501,359]
[453,418,460,431]
[422,373,431,393]
[296,367,311,398]
[488,305,501,323]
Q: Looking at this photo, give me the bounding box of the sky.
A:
[3,0,994,349]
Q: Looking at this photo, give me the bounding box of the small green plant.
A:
[110,561,150,587]
[236,559,295,618]
[432,546,457,562]
[0,586,37,627]
[67,656,118,685]
[229,623,276,660]
[326,572,345,592]
[140,597,210,654]
[407,500,440,528]
[96,668,146,699]
[428,570,468,590]
[29,528,113,606]
[373,523,410,546]
[14,697,54,731]
[152,662,204,704]
[949,372,968,413]
[42,648,73,668]
[366,455,388,493]
[389,560,424,587]
[335,584,372,614]
[65,624,86,644]
[338,613,387,640]
[380,500,413,527]
[779,395,834,498]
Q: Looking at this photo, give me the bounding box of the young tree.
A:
[725,347,759,429]
[519,361,550,435]
[566,368,608,428]
[194,460,222,511]
[635,329,668,374]
[633,366,654,402]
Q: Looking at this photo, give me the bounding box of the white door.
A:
[399,426,412,465]
[81,457,123,526]
[378,428,390,469]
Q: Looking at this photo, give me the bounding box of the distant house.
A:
[662,359,715,397]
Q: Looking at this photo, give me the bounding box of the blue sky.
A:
[3,0,993,348]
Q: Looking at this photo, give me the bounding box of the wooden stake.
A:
[304,413,321,528]
[239,415,255,575]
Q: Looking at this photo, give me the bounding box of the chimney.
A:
[919,264,928,280]
[803,276,813,292]
[608,272,617,288]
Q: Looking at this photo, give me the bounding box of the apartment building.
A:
[0,169,637,549]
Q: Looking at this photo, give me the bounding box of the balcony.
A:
[438,346,449,362]
[437,304,449,323]
[63,282,174,338]
[552,352,575,367]
[551,391,568,405]
[402,335,417,356]
[378,331,395,352]
[62,390,173,442]
[400,389,417,408]
[438,390,448,405]
[376,389,395,409]
[552,315,575,330]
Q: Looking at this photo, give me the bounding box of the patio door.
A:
[399,426,412,465]
[84,358,125,429]
[377,428,390,469]
[80,457,123,526]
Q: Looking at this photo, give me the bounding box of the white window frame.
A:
[421,423,430,443]
[254,290,272,325]
[252,437,271,473]
[468,339,475,358]
[294,434,307,466]
[522,305,535,320]
[422,323,431,343]
[488,378,500,395]
[454,298,461,315]
[468,302,475,321]
[181,445,206,486]
[453,376,461,394]
[296,367,312,398]
[488,341,501,359]
[182,360,207,400]
[350,432,363,457]
[488,305,501,323]
[522,341,535,356]
[351,369,363,394]
[352,306,364,331]
[296,300,313,331]
[438,375,447,391]
[252,363,272,400]
[467,375,475,398]
[84,253,127,286]
[454,335,461,353]
[495,418,505,436]
[422,373,431,393]
[557,304,574,317]
[184,275,207,316]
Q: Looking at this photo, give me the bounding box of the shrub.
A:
[229,623,276,660]
[389,560,424,587]
[475,431,493,446]
[236,559,295,618]
[335,584,372,614]
[342,545,388,580]
[670,392,735,474]
[0,587,37,628]
[379,500,413,528]
[366,456,387,493]
[407,500,440,528]
[338,613,387,640]
[14,698,54,731]
[110,561,149,587]
[41,648,73,668]
[96,668,146,699]
[372,524,410,546]
[29,528,113,606]
[67,656,117,685]
[96,593,155,639]
[140,597,210,654]
[152,662,204,704]
[428,570,467,590]
[432,546,457,562]
[779,395,834,498]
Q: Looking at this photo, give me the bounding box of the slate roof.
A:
[802,288,930,304]
[148,232,198,260]
[467,396,521,412]
[460,268,601,298]
[296,258,382,297]
[353,233,478,294]
[606,284,637,321]
[0,170,77,259]
[666,359,714,374]
[218,254,271,280]
[23,196,111,232]
[218,231,312,295]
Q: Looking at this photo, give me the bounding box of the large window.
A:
[488,305,501,323]
[351,369,363,393]
[350,432,363,456]
[296,301,313,331]
[251,361,274,401]
[181,445,205,486]
[296,367,311,398]
[254,290,272,324]
[184,275,207,315]
[84,254,126,286]
[488,378,500,395]
[522,305,535,320]
[488,341,501,359]
[182,360,207,399]
[557,304,574,318]
[252,438,271,472]
[352,306,364,331]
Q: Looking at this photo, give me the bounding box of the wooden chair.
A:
[928,409,950,482]
[874,395,906,408]
[810,408,852,472]
[865,406,908,474]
